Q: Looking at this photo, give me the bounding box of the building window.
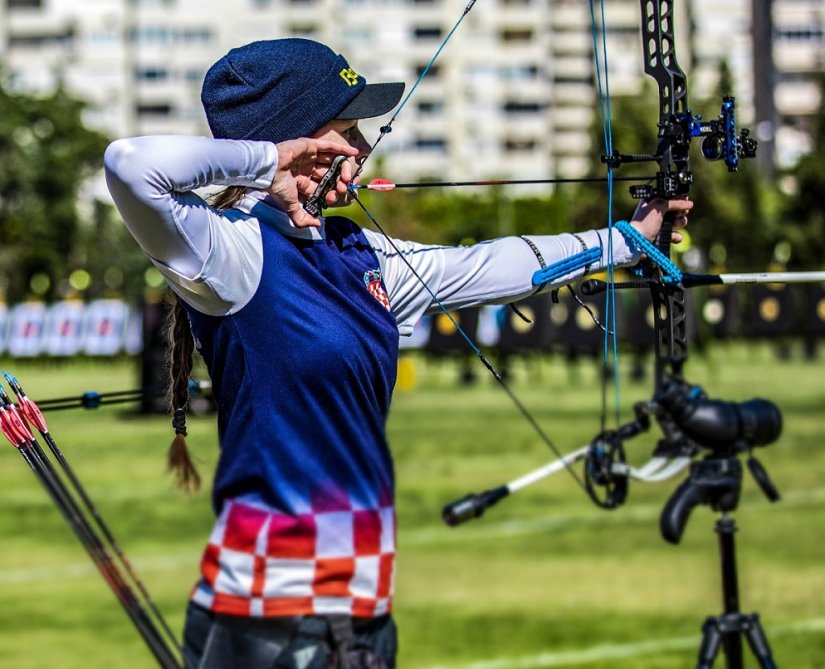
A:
[137,103,173,117]
[775,26,823,42]
[342,28,371,42]
[605,26,639,37]
[500,28,533,42]
[777,71,818,84]
[502,64,539,80]
[181,28,212,43]
[136,67,169,81]
[414,26,443,40]
[8,31,74,47]
[90,29,119,44]
[503,101,542,113]
[131,27,212,44]
[7,0,44,8]
[417,100,444,114]
[415,64,441,78]
[554,74,593,85]
[131,27,171,43]
[289,24,318,37]
[504,138,537,152]
[414,137,447,150]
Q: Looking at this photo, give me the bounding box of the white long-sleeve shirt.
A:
[104,135,640,335]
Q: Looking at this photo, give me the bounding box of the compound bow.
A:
[344,0,783,526]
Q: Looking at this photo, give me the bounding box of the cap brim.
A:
[335,82,405,120]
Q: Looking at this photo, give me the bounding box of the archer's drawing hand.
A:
[268,139,359,228]
[630,198,693,244]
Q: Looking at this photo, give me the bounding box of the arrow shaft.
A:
[0,377,185,669]
[717,271,825,285]
[361,175,656,191]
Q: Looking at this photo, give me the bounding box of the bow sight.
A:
[697,97,759,168]
[602,0,758,202]
[603,96,759,201]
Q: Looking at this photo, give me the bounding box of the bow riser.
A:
[640,0,692,199]
[637,0,692,388]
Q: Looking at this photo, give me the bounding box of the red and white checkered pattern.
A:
[190,498,395,618]
[366,279,392,311]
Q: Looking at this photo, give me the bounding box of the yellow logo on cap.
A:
[339,68,360,87]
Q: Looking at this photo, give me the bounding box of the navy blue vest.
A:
[183,217,399,517]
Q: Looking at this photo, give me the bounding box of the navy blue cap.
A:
[201,38,404,144]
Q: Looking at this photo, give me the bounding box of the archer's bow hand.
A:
[630,198,693,245]
[267,139,359,228]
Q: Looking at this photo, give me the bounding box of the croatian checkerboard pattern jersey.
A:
[190,498,395,617]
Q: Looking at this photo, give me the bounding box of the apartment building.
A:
[0,0,822,187]
[772,0,824,165]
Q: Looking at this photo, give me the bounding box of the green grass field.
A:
[0,343,823,668]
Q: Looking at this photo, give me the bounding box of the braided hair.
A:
[165,295,200,491]
[164,184,247,491]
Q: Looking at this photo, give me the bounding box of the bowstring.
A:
[589,0,621,431]
[351,192,587,493]
[347,0,630,494]
[344,0,705,506]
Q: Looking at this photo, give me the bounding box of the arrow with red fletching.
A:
[351,175,656,192]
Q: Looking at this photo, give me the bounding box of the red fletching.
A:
[6,404,33,441]
[0,411,18,446]
[19,397,48,434]
[367,179,396,192]
[0,408,28,447]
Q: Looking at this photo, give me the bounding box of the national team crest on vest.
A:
[364,269,391,311]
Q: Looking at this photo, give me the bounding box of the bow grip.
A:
[655,210,677,260]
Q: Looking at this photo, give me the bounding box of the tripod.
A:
[660,456,779,668]
[697,513,776,668]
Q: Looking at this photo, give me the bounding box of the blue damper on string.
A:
[532,247,602,288]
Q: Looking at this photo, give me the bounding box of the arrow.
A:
[353,175,657,192]
[0,375,185,669]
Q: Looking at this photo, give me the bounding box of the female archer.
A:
[104,37,691,669]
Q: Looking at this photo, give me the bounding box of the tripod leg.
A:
[743,614,778,669]
[696,617,722,669]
